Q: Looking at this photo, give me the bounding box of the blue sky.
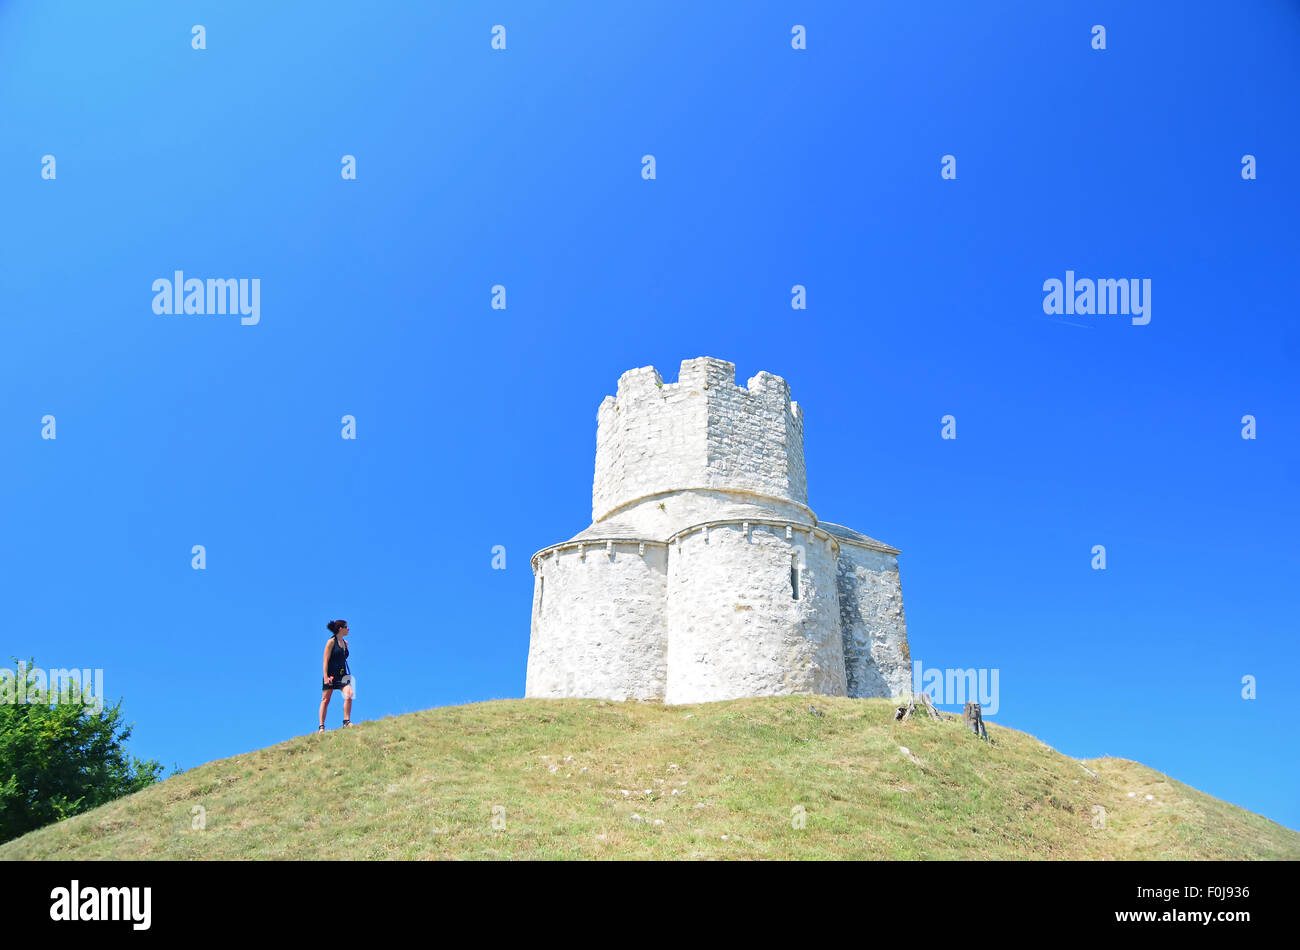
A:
[2,2,1297,831]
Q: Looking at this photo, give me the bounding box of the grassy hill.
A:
[3,696,1296,860]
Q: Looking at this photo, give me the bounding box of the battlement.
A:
[592,358,808,522]
[530,355,911,706]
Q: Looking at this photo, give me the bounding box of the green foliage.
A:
[0,660,163,844]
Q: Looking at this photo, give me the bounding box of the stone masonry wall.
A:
[526,542,668,701]
[664,522,845,703]
[593,364,706,522]
[704,370,806,506]
[592,358,807,522]
[837,543,911,698]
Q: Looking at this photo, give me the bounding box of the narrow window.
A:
[790,555,800,600]
[537,576,545,614]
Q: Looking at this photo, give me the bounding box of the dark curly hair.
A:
[327,619,348,635]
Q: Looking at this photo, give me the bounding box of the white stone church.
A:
[526,357,912,705]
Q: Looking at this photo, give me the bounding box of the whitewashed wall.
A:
[526,542,668,701]
[664,522,846,703]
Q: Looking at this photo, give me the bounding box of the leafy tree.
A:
[0,660,163,844]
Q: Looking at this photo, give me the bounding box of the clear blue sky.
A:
[2,2,1297,831]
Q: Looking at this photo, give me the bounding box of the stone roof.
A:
[558,515,900,557]
[566,520,647,543]
[818,521,900,555]
[566,500,812,546]
[681,502,806,529]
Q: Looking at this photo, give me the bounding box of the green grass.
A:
[3,696,1296,859]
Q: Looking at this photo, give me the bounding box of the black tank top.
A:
[327,637,350,676]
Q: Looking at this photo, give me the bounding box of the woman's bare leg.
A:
[319,689,332,727]
[343,685,354,722]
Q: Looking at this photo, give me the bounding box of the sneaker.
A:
[318,724,325,732]
[342,719,352,727]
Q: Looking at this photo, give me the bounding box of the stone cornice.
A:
[528,517,897,572]
[592,486,817,526]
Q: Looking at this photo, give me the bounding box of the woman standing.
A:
[319,619,354,731]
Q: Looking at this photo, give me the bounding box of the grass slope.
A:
[3,696,1296,860]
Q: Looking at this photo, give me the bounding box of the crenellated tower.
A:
[526,357,911,704]
[592,357,807,523]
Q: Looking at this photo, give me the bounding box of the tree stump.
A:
[963,702,989,740]
[919,693,944,721]
[895,693,945,722]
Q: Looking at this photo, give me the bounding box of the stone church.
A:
[526,357,911,704]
